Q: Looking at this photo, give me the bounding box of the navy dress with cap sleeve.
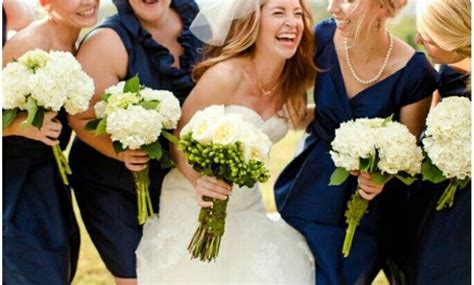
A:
[274,19,438,285]
[68,0,202,278]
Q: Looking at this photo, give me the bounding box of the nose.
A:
[327,0,340,14]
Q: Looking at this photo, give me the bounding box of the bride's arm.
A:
[173,62,239,207]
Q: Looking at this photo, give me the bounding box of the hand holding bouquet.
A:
[421,96,471,210]
[179,105,271,262]
[86,76,181,224]
[329,116,423,257]
[2,49,95,185]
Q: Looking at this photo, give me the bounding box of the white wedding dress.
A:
[136,105,315,284]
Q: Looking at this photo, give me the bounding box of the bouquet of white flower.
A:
[86,76,181,224]
[329,116,423,257]
[2,49,95,185]
[421,96,471,210]
[179,105,272,262]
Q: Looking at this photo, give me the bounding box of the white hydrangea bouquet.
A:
[86,75,181,225]
[421,96,471,210]
[2,49,95,185]
[179,105,272,262]
[329,116,423,257]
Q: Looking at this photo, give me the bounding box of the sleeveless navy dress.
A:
[407,65,471,285]
[274,19,438,285]
[69,0,201,278]
[3,113,78,283]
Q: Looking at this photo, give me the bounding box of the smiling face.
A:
[43,0,100,28]
[256,0,305,59]
[128,0,171,23]
[327,0,381,38]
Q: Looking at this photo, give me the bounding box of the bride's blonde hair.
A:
[193,0,317,124]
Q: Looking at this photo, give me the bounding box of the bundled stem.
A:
[436,179,459,211]
[134,167,154,225]
[52,145,72,185]
[342,189,369,257]
[188,193,229,262]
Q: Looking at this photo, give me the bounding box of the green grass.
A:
[71,131,388,284]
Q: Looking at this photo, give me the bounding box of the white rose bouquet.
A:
[329,116,423,257]
[2,49,95,185]
[86,76,181,225]
[421,96,471,210]
[179,105,272,262]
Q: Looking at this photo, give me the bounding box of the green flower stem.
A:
[436,179,459,211]
[342,189,369,258]
[188,193,230,262]
[134,167,153,225]
[52,145,70,185]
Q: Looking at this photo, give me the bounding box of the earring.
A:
[376,18,382,32]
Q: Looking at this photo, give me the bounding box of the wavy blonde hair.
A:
[193,0,317,124]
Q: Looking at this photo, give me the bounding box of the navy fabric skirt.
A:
[3,136,80,285]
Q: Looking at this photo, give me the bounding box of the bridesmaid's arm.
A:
[68,29,149,172]
[399,96,432,140]
[431,90,442,108]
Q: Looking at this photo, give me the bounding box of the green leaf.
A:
[112,141,126,154]
[459,178,470,189]
[85,119,102,131]
[383,114,394,125]
[371,172,392,185]
[95,119,107,136]
[101,93,111,102]
[31,108,44,129]
[142,141,163,160]
[329,167,350,186]
[140,100,160,110]
[162,130,179,145]
[23,97,38,128]
[3,108,18,129]
[359,158,370,172]
[421,157,446,183]
[395,174,417,185]
[160,151,175,169]
[123,75,140,93]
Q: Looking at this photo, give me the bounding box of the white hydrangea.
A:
[2,62,32,110]
[105,81,126,95]
[375,122,423,176]
[28,67,67,111]
[104,92,140,116]
[94,101,107,119]
[106,106,163,150]
[423,97,471,179]
[141,88,181,129]
[330,120,378,171]
[17,49,49,69]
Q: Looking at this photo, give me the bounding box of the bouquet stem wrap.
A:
[52,145,72,185]
[436,178,466,210]
[188,194,230,261]
[134,167,154,225]
[342,190,369,257]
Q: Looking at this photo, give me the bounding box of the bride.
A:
[136,0,316,283]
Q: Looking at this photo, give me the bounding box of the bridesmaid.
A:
[274,0,438,284]
[407,0,471,283]
[2,0,99,284]
[68,0,202,284]
[2,0,35,46]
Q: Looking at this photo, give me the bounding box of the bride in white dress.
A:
[136,0,317,283]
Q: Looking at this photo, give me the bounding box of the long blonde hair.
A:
[193,0,317,124]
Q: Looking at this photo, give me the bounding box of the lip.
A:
[333,17,350,30]
[142,0,159,4]
[77,6,96,17]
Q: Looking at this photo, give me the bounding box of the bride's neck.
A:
[252,51,285,88]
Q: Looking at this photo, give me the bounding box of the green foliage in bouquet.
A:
[179,132,270,262]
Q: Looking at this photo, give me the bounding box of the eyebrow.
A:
[270,6,303,11]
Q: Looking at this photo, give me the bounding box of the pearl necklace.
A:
[344,34,394,85]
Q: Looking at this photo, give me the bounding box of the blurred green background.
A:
[70,1,420,284]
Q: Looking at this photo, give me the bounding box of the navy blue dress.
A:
[3,121,78,283]
[69,0,202,278]
[274,19,438,285]
[407,65,471,285]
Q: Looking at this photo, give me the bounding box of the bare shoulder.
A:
[199,58,244,91]
[77,28,128,79]
[2,23,49,65]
